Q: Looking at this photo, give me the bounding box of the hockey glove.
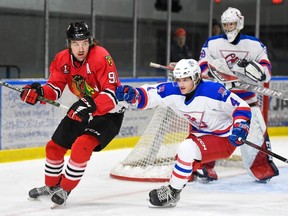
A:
[228,122,250,147]
[116,85,141,104]
[20,82,44,105]
[232,59,266,82]
[67,96,96,122]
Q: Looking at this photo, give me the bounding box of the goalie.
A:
[197,7,279,183]
[116,59,252,207]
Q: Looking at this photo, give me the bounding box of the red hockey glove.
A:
[67,96,96,122]
[228,122,250,147]
[20,82,44,105]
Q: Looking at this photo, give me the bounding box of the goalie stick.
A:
[149,61,288,163]
[243,139,288,164]
[0,80,69,110]
[208,63,288,101]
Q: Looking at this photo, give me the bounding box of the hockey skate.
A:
[202,163,218,181]
[29,185,60,199]
[148,185,181,207]
[189,162,218,184]
[256,177,271,184]
[51,188,70,208]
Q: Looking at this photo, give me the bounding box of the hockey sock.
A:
[45,140,68,187]
[60,134,99,191]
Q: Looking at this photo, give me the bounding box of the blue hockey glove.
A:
[228,122,250,147]
[116,85,141,104]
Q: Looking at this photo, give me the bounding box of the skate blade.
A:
[51,203,63,209]
[147,199,177,208]
[27,197,39,201]
[51,203,61,209]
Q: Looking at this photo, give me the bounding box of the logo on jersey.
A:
[71,74,95,98]
[200,49,206,59]
[157,85,165,93]
[105,56,113,66]
[218,87,228,97]
[183,112,207,130]
[61,64,70,74]
[221,51,248,68]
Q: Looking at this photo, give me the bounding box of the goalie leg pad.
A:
[250,136,279,181]
[240,106,279,181]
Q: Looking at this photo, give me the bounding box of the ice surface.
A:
[0,136,288,216]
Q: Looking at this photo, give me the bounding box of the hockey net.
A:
[110,84,269,182]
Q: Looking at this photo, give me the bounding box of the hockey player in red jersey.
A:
[116,59,252,207]
[20,21,125,207]
[197,7,279,183]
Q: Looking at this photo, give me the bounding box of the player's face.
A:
[70,39,90,62]
[222,21,237,32]
[176,77,194,94]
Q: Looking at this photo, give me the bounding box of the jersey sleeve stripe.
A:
[136,87,148,109]
[103,89,117,104]
[47,83,62,99]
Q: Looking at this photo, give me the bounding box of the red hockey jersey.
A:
[42,45,121,116]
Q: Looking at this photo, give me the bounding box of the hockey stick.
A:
[149,62,174,71]
[243,139,288,163]
[149,62,211,80]
[0,80,69,110]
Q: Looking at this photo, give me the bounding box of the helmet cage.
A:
[221,7,244,42]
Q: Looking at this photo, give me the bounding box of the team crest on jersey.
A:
[218,87,228,97]
[71,75,95,98]
[157,85,165,93]
[61,64,70,74]
[183,112,207,129]
[200,49,206,59]
[105,56,113,66]
[221,51,248,68]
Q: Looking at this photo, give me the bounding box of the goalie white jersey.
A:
[198,33,279,181]
[198,34,272,104]
[136,80,251,137]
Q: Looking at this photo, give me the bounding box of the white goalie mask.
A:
[221,7,244,42]
[173,59,201,88]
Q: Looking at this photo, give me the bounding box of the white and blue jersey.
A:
[198,34,271,104]
[136,80,251,137]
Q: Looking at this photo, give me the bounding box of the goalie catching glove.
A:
[232,59,266,82]
[20,82,44,105]
[116,85,141,107]
[228,121,250,147]
[67,96,96,122]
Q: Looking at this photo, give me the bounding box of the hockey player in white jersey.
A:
[198,7,279,183]
[116,59,252,207]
